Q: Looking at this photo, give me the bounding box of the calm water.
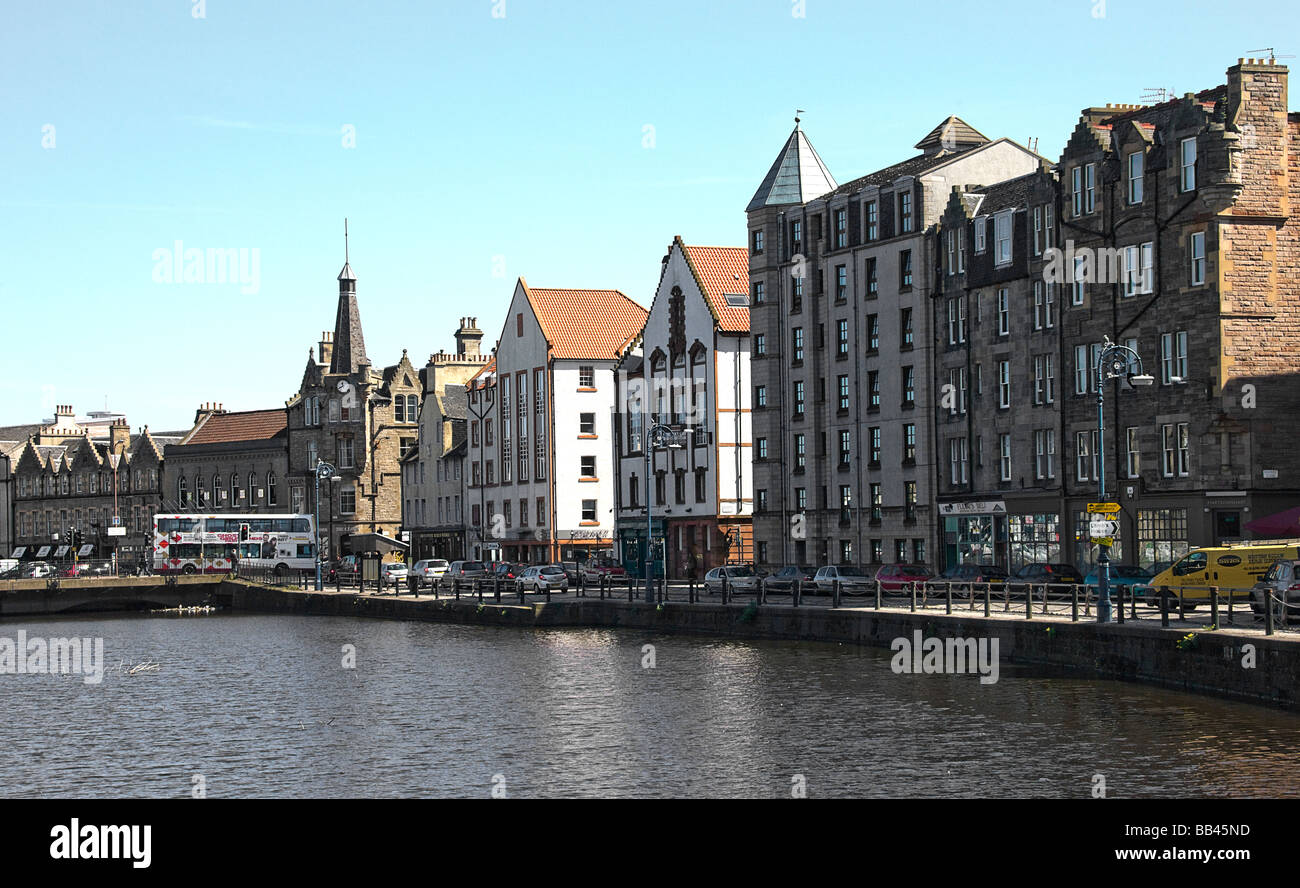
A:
[1,613,1297,798]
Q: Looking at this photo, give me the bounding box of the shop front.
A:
[617,519,664,578]
[939,500,1007,572]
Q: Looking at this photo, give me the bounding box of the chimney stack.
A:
[318,331,334,366]
[109,417,130,455]
[455,317,484,356]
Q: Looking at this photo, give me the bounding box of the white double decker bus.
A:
[153,513,317,575]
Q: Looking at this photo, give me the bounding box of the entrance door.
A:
[1214,510,1241,542]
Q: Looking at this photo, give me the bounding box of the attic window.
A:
[724,293,749,307]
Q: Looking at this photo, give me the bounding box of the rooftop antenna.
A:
[1246,47,1294,61]
[1027,136,1039,152]
[1140,87,1173,104]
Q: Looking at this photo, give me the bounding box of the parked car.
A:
[1014,563,1085,585]
[1250,558,1300,619]
[327,556,359,584]
[875,564,935,593]
[703,565,759,594]
[812,565,875,594]
[561,561,581,583]
[20,562,54,579]
[939,564,1009,595]
[445,560,488,581]
[580,559,627,584]
[409,559,448,587]
[762,565,817,593]
[520,564,570,592]
[380,562,409,584]
[491,562,528,581]
[1082,564,1154,600]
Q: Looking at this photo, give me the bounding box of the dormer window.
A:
[898,191,913,233]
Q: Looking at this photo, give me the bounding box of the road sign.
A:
[1087,502,1121,514]
[1089,518,1120,538]
[1092,537,1115,547]
[107,527,126,537]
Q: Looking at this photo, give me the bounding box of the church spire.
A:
[330,219,367,375]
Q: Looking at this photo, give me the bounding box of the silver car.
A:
[812,565,875,595]
[703,565,759,594]
[520,565,570,592]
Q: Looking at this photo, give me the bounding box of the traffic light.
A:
[239,523,250,542]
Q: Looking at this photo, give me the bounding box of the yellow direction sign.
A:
[1092,537,1115,547]
[1087,502,1121,514]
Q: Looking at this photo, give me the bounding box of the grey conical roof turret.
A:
[746,122,837,212]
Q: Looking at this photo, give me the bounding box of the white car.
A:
[520,565,570,592]
[381,562,409,583]
[410,559,448,587]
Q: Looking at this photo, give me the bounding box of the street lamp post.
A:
[314,459,339,590]
[644,422,690,602]
[1095,335,1154,622]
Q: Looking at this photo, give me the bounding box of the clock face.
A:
[336,380,350,393]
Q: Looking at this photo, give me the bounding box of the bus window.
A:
[238,543,261,559]
[173,543,201,559]
[292,518,311,533]
[297,544,315,558]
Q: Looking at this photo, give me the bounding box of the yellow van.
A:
[1150,540,1300,603]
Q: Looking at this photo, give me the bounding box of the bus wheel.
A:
[274,563,287,577]
[182,564,197,575]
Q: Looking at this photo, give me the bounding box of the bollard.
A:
[983,582,991,618]
[832,579,841,608]
[1178,587,1186,621]
[545,583,551,603]
[453,577,460,600]
[1117,583,1125,624]
[1227,587,1234,624]
[476,580,483,603]
[909,581,917,613]
[1265,591,1275,636]
[945,581,952,615]
[793,578,801,608]
[1071,584,1079,622]
[721,573,729,605]
[494,577,502,604]
[757,578,765,606]
[875,579,882,611]
[1210,586,1219,628]
[628,576,634,603]
[516,579,524,604]
[1025,583,1033,620]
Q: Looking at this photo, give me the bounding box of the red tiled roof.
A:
[679,240,750,333]
[523,282,648,360]
[185,409,287,445]
[466,357,496,389]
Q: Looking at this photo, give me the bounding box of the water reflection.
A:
[0,614,1296,798]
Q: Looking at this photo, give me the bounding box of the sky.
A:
[3,0,1296,432]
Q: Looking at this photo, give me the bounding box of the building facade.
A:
[747,117,1043,572]
[613,237,753,578]
[9,408,178,564]
[162,404,290,515]
[1051,59,1300,571]
[464,278,648,564]
[401,318,489,561]
[285,253,421,559]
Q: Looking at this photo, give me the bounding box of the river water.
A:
[1,613,1297,798]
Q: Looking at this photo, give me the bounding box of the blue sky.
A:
[3,0,1294,431]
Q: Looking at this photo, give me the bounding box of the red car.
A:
[580,559,627,584]
[874,563,934,593]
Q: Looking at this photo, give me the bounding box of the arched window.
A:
[248,472,258,504]
[230,474,239,504]
[178,476,188,504]
[267,471,278,507]
[213,474,222,504]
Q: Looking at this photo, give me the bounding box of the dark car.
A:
[444,560,488,581]
[1083,564,1154,599]
[492,562,527,581]
[939,564,1009,594]
[875,564,934,593]
[762,565,817,593]
[1014,563,1085,584]
[1250,559,1300,619]
[561,562,581,584]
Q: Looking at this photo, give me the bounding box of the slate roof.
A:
[679,241,751,334]
[969,171,1041,215]
[822,151,966,200]
[523,282,649,361]
[183,409,288,446]
[746,125,838,212]
[914,116,990,152]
